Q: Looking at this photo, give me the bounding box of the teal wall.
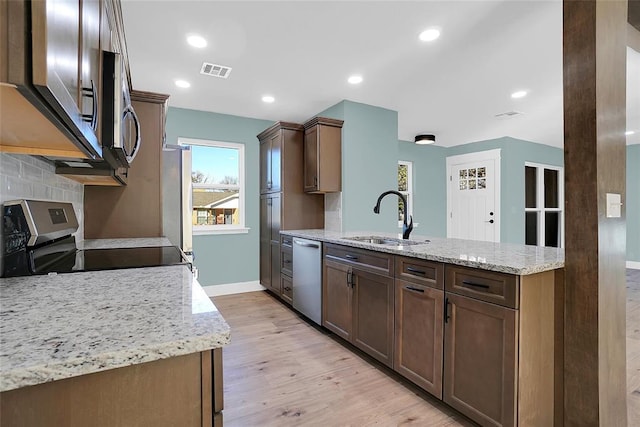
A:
[164,107,272,286]
[446,137,563,244]
[164,103,639,287]
[319,100,399,233]
[628,144,640,262]
[398,140,448,237]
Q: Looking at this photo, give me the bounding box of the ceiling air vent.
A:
[494,111,523,119]
[200,62,232,79]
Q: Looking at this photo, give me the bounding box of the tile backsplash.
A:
[0,153,84,241]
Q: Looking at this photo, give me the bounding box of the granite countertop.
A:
[78,237,173,250]
[0,239,230,393]
[281,229,564,275]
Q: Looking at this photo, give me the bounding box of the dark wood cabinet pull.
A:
[406,267,426,275]
[405,286,424,293]
[462,280,490,289]
[344,254,358,260]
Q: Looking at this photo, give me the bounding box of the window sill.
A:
[193,227,250,236]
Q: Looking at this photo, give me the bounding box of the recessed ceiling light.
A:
[419,28,441,42]
[175,79,191,88]
[511,90,528,99]
[187,34,207,48]
[626,130,635,136]
[348,75,363,85]
[262,95,275,103]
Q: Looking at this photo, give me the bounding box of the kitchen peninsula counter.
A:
[281,229,564,275]
[0,239,230,393]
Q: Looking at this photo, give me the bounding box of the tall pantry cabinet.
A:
[258,122,324,300]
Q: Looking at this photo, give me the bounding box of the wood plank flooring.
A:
[213,269,640,426]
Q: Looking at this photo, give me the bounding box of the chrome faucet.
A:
[373,190,414,239]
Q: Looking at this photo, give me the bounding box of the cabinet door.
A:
[259,196,271,288]
[303,126,318,192]
[352,268,394,367]
[80,0,101,139]
[31,0,100,157]
[443,293,517,427]
[394,280,444,398]
[269,132,282,193]
[322,258,352,341]
[259,138,270,193]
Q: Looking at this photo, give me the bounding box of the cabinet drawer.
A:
[324,243,393,276]
[281,275,293,305]
[395,257,444,290]
[445,265,519,309]
[281,246,293,276]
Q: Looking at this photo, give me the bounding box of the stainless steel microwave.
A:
[101,51,141,169]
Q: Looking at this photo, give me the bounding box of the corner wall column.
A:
[563,0,628,425]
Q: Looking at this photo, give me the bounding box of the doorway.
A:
[446,149,501,242]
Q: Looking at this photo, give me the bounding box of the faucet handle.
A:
[403,215,414,239]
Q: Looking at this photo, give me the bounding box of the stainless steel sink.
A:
[343,236,428,246]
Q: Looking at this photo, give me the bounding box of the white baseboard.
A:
[203,281,265,297]
[628,261,640,270]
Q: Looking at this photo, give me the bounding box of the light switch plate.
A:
[606,193,622,218]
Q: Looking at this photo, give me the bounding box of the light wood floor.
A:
[214,269,640,426]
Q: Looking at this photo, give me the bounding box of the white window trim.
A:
[398,160,413,228]
[178,137,248,235]
[525,162,564,247]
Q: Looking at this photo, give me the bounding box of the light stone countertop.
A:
[78,237,173,250]
[281,229,564,275]
[0,239,230,392]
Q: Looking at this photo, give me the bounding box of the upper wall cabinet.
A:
[0,0,129,163]
[258,121,307,194]
[303,117,343,193]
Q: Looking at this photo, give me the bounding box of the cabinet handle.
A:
[344,254,358,261]
[406,267,426,276]
[347,269,353,287]
[283,239,291,245]
[405,286,424,293]
[314,176,318,186]
[283,260,291,264]
[295,240,319,248]
[445,298,451,323]
[81,80,98,131]
[461,280,490,290]
[284,286,291,292]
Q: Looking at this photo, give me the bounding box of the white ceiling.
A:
[121,0,640,148]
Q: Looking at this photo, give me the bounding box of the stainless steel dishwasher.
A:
[292,237,322,325]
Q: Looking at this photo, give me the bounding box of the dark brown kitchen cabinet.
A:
[1,0,104,159]
[303,117,343,193]
[257,122,324,302]
[84,91,169,238]
[394,257,445,398]
[443,293,517,426]
[322,244,394,367]
[443,264,559,427]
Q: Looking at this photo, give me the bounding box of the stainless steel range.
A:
[2,200,190,278]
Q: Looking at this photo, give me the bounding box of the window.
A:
[179,138,247,235]
[524,163,563,247]
[398,161,413,227]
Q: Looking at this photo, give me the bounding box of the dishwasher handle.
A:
[294,240,320,249]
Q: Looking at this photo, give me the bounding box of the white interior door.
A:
[446,149,501,242]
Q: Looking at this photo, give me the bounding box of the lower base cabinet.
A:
[443,293,517,426]
[322,244,395,367]
[320,246,560,427]
[0,349,223,427]
[394,279,444,398]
